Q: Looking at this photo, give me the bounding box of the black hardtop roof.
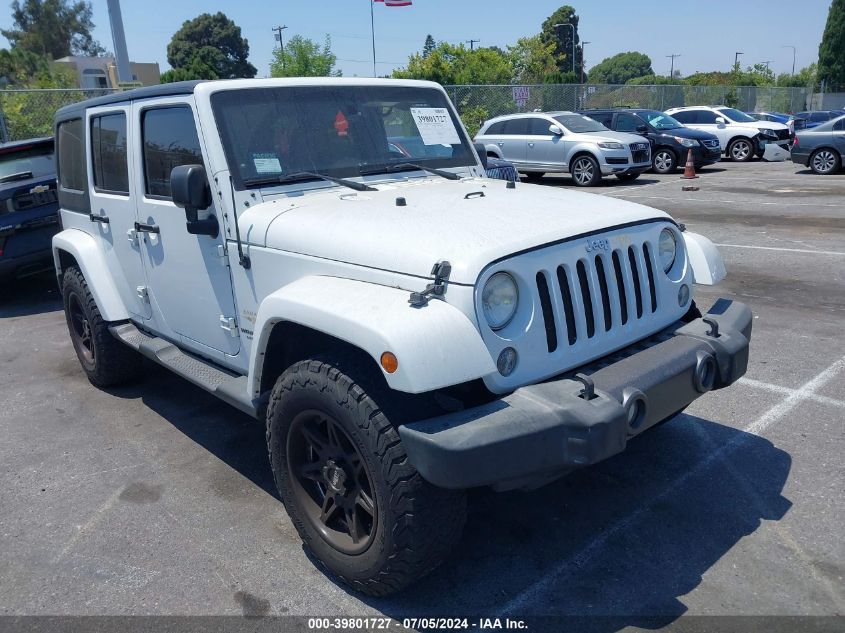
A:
[54,81,205,122]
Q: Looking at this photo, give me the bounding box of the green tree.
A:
[539,6,583,79]
[818,0,845,90]
[422,34,436,58]
[167,12,256,80]
[270,35,339,78]
[508,35,558,84]
[1,0,104,59]
[776,64,817,89]
[393,42,512,85]
[588,52,654,85]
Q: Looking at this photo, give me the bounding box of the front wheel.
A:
[727,138,754,162]
[266,356,466,596]
[570,155,602,186]
[810,149,841,175]
[652,148,677,174]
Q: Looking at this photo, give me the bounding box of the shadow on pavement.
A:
[99,369,792,631]
[0,271,61,318]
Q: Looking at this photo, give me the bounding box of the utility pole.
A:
[666,53,681,78]
[782,45,796,75]
[760,60,773,72]
[734,51,743,71]
[553,23,576,75]
[580,41,590,83]
[465,39,480,51]
[272,25,288,68]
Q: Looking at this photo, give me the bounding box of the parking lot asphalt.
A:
[1,159,843,630]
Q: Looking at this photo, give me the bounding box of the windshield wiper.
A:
[359,162,461,181]
[0,171,34,183]
[243,171,376,192]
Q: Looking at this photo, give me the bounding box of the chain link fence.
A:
[0,88,119,142]
[445,84,815,136]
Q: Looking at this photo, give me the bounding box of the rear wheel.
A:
[266,355,466,596]
[727,137,754,162]
[652,148,677,174]
[61,266,143,387]
[810,149,841,175]
[570,155,602,187]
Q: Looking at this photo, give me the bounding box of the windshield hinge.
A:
[409,260,451,307]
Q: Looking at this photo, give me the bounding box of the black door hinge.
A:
[409,260,452,307]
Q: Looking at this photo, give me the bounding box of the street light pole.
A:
[734,51,743,71]
[580,41,590,83]
[782,45,796,75]
[553,23,576,75]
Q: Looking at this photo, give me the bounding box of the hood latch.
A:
[409,260,451,307]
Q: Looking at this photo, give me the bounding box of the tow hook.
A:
[409,260,451,307]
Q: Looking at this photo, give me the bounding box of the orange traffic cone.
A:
[680,149,698,179]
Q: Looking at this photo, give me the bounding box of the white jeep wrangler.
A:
[52,78,751,596]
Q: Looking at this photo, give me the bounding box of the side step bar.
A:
[109,322,258,418]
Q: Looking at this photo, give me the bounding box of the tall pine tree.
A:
[818,0,845,90]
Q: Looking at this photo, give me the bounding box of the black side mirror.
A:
[171,164,218,238]
[636,124,648,134]
[474,143,489,169]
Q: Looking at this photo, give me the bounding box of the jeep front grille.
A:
[534,243,659,353]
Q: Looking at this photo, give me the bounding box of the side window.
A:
[528,118,553,135]
[833,118,845,131]
[57,118,86,191]
[485,121,505,135]
[810,112,828,122]
[671,111,695,124]
[503,119,530,135]
[697,110,718,124]
[91,113,129,194]
[141,106,203,199]
[616,113,642,132]
[587,113,612,127]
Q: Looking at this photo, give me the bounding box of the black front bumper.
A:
[399,299,752,490]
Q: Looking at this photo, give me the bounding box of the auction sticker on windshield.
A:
[410,107,460,146]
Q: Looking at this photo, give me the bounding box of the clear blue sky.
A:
[0,0,833,79]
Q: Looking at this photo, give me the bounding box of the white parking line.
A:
[738,377,845,409]
[714,243,845,257]
[496,357,845,616]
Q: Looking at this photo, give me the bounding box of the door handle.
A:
[528,142,535,147]
[497,142,504,146]
[134,221,160,234]
[89,213,109,224]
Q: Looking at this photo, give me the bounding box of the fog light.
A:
[622,388,647,430]
[694,352,716,393]
[678,284,690,307]
[497,347,518,376]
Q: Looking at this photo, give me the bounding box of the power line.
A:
[465,39,480,51]
[666,53,681,77]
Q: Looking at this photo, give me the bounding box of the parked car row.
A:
[475,104,845,185]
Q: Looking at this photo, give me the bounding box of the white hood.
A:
[240,178,671,284]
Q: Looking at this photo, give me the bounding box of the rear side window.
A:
[671,111,696,124]
[502,119,530,135]
[141,106,203,199]
[484,121,506,135]
[57,118,86,191]
[91,113,129,194]
[833,118,845,131]
[810,112,829,122]
[588,112,613,127]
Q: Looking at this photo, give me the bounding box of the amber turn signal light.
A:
[380,352,399,374]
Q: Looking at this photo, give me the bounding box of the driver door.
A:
[525,117,564,168]
[131,98,240,360]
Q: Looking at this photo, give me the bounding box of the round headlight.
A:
[658,228,677,273]
[482,272,518,330]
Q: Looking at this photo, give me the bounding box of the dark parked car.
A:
[791,115,845,174]
[0,137,60,284]
[793,110,845,129]
[579,108,722,174]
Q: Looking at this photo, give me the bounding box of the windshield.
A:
[717,108,757,123]
[211,85,475,187]
[554,114,609,133]
[637,110,683,130]
[0,143,54,180]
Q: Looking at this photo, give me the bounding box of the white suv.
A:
[667,106,789,161]
[475,111,652,186]
[52,78,751,596]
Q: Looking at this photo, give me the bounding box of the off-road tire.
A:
[266,355,467,596]
[61,266,143,387]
